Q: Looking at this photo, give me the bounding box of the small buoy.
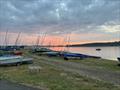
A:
[96,48,101,51]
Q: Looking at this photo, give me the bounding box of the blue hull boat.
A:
[63,53,101,60]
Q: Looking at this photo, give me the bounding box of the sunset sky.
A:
[0,0,120,45]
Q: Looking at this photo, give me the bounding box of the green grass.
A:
[64,58,120,72]
[33,54,120,72]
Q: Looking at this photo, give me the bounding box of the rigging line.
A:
[41,32,47,46]
[36,34,41,47]
[15,32,21,46]
[4,29,8,46]
[66,32,72,52]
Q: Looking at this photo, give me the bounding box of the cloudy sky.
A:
[0,0,120,45]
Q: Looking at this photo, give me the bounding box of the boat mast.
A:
[36,34,41,48]
[66,33,71,52]
[15,32,21,46]
[64,32,71,52]
[40,32,47,47]
[60,37,65,52]
[4,30,8,47]
[0,32,2,48]
[63,34,68,52]
[48,40,51,49]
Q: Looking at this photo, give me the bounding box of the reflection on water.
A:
[52,46,120,61]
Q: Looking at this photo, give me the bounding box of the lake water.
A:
[52,46,120,61]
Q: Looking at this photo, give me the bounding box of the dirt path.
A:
[34,56,120,85]
[0,80,41,90]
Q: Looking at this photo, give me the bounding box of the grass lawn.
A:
[69,58,120,72]
[28,52,120,73]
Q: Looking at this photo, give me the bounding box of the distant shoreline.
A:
[69,45,120,47]
[69,41,120,47]
[0,41,120,47]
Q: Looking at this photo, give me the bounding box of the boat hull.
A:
[0,56,33,66]
[63,53,101,60]
[117,57,120,62]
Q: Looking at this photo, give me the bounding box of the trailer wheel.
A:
[16,62,21,66]
[118,64,120,66]
[64,57,68,60]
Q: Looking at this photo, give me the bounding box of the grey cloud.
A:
[0,0,120,34]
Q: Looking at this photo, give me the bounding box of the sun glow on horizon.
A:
[0,31,119,46]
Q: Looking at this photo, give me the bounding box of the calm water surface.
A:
[69,46,120,61]
[53,46,120,61]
